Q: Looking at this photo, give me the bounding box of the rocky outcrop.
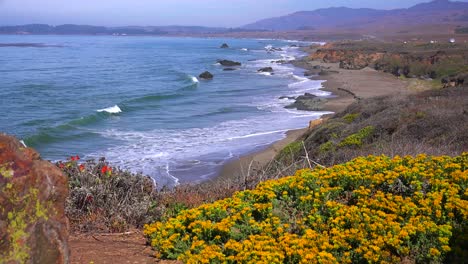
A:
[199,71,214,80]
[442,73,467,88]
[311,48,385,70]
[223,68,237,71]
[309,118,324,130]
[285,93,327,111]
[220,43,229,48]
[217,60,241,67]
[0,134,69,263]
[304,65,322,76]
[271,60,287,64]
[309,43,464,80]
[279,96,296,100]
[257,67,274,73]
[265,46,283,52]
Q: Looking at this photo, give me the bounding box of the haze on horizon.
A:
[1,0,468,27]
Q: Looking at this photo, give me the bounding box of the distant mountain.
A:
[243,0,468,31]
[0,24,165,35]
[0,24,259,35]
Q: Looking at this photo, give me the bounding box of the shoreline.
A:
[217,47,329,181]
[217,47,412,182]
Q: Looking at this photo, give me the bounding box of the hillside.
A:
[145,154,468,263]
[243,0,468,33]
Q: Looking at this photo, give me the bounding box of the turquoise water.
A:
[0,35,330,187]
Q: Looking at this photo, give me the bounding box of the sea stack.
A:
[220,43,229,48]
[258,67,274,73]
[199,71,214,80]
[217,59,241,67]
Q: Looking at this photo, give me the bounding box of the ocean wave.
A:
[24,128,96,146]
[258,72,273,76]
[126,93,182,104]
[189,75,199,84]
[241,48,248,51]
[227,129,290,140]
[97,105,122,114]
[288,76,331,97]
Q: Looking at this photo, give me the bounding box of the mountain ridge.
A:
[243,0,468,31]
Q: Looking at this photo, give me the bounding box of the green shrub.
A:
[338,126,375,148]
[145,154,468,263]
[343,113,360,123]
[277,141,303,162]
[319,141,336,153]
[58,157,161,232]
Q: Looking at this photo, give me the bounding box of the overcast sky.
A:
[1,0,467,27]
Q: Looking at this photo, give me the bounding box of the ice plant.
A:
[101,165,112,176]
[79,164,85,172]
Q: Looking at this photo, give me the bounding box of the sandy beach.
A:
[218,53,412,181]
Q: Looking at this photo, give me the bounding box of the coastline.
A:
[217,48,412,182]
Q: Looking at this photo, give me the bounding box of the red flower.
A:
[79,164,85,172]
[70,155,80,161]
[101,165,112,175]
[58,163,65,169]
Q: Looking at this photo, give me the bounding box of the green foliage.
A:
[343,113,360,123]
[338,126,375,148]
[277,141,303,163]
[59,158,161,232]
[415,111,426,119]
[455,27,468,34]
[319,141,336,154]
[144,154,468,263]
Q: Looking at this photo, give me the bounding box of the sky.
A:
[1,0,467,27]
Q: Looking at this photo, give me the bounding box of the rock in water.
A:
[0,134,69,263]
[258,67,274,73]
[223,68,237,71]
[217,60,241,67]
[285,93,327,111]
[220,43,229,48]
[279,96,296,100]
[199,71,214,80]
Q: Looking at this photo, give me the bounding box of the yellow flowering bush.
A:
[145,154,468,263]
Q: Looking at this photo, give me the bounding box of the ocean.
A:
[0,35,330,187]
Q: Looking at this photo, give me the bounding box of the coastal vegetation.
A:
[44,39,468,262]
[144,154,468,263]
[58,157,162,232]
[310,41,468,87]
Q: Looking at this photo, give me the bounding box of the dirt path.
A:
[69,230,178,264]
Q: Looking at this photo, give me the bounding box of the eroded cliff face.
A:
[310,48,385,69]
[0,134,69,264]
[309,42,467,85]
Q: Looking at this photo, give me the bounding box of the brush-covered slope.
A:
[144,154,468,263]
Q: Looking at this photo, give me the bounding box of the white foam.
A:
[227,129,289,140]
[97,105,122,114]
[190,75,199,83]
[258,72,272,76]
[241,48,248,51]
[20,140,27,148]
[88,39,332,187]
